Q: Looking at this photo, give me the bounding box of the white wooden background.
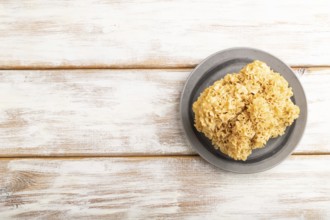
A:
[1,0,330,219]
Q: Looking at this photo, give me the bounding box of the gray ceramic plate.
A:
[180,48,307,173]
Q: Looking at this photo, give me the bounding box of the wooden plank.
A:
[0,69,188,156]
[0,68,328,156]
[0,156,330,218]
[1,0,330,68]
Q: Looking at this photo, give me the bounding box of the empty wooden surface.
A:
[1,0,330,68]
[1,0,330,219]
[1,156,330,219]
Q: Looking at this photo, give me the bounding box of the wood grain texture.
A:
[0,156,330,219]
[0,68,328,156]
[1,0,330,68]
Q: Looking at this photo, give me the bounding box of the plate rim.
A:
[180,47,308,173]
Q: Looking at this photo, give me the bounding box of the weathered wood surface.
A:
[0,156,330,219]
[1,0,330,68]
[0,68,328,156]
[1,0,330,218]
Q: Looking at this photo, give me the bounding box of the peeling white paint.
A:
[0,69,329,155]
[1,157,330,218]
[1,0,330,67]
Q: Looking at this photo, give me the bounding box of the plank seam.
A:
[0,153,328,159]
[0,65,330,71]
